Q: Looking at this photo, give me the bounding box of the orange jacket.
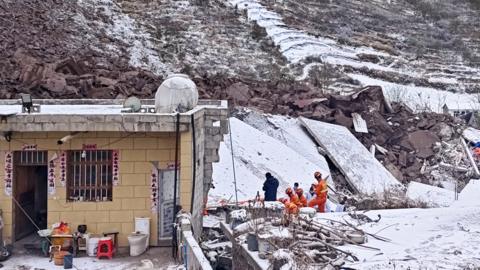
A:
[288,193,300,206]
[298,194,307,207]
[315,179,328,200]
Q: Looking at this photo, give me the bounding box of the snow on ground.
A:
[452,179,480,207]
[228,0,480,112]
[228,0,390,66]
[2,247,179,270]
[76,0,169,75]
[315,206,480,269]
[349,73,479,113]
[406,181,455,207]
[210,117,331,205]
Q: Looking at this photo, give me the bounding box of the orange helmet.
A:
[286,187,293,195]
[314,171,322,179]
[296,188,303,195]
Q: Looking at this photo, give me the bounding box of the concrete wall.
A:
[189,108,228,237]
[0,131,196,247]
[183,231,213,270]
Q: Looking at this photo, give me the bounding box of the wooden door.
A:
[12,151,48,241]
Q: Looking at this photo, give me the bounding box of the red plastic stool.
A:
[96,237,113,259]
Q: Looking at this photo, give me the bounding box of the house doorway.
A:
[13,151,48,241]
[157,169,179,246]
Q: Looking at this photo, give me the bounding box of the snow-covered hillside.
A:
[229,0,480,112]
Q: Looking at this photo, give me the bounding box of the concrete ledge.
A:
[0,99,227,106]
[183,231,213,270]
[0,99,227,133]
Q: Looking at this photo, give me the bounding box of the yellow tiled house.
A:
[0,98,228,247]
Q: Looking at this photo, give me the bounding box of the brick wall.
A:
[0,131,194,247]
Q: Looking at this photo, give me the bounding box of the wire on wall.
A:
[228,117,239,209]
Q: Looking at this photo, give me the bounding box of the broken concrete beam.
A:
[370,145,375,156]
[406,181,455,207]
[202,241,233,252]
[300,117,403,195]
[352,113,368,133]
[375,144,388,155]
[438,162,469,173]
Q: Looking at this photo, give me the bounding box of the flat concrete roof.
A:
[0,99,228,133]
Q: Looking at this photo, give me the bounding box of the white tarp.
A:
[463,127,480,143]
[406,181,455,207]
[300,117,403,194]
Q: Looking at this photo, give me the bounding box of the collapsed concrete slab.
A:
[406,181,455,207]
[300,117,403,194]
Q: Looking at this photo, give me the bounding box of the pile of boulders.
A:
[0,0,164,100]
[302,86,470,187]
[3,49,162,99]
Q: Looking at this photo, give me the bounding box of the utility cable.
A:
[228,117,239,209]
[171,112,180,260]
[189,114,197,220]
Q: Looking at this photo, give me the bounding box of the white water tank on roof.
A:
[155,74,198,113]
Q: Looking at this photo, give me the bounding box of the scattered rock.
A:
[408,130,440,158]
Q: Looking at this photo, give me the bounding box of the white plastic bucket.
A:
[87,237,100,257]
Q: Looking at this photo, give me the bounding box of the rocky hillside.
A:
[1,0,480,113]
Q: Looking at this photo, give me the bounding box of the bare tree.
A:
[310,63,334,94]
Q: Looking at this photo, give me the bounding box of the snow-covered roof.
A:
[0,99,227,115]
[0,99,228,133]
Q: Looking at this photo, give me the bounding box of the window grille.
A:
[66,150,113,202]
[15,151,47,166]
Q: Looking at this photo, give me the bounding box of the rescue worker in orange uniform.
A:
[474,147,480,160]
[295,188,308,207]
[284,187,300,214]
[307,171,328,212]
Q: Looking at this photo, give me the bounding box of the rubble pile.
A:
[201,230,232,270]
[228,206,384,270]
[298,86,470,188]
[0,0,164,99]
[4,49,162,99]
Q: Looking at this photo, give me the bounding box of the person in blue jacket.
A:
[263,172,279,201]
